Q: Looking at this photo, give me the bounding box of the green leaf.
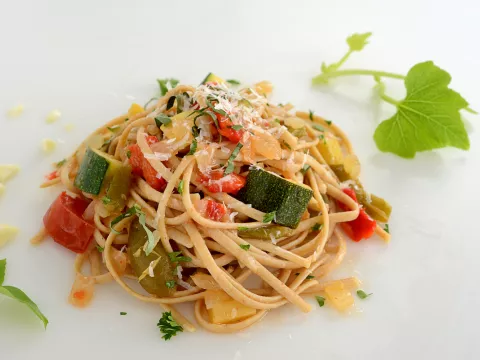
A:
[138,211,155,256]
[308,110,314,121]
[312,124,324,132]
[165,280,176,289]
[96,245,104,253]
[226,79,241,85]
[311,223,323,232]
[231,124,244,131]
[157,311,183,341]
[357,290,373,299]
[263,211,276,223]
[0,258,6,285]
[306,275,315,279]
[168,251,192,263]
[155,114,171,127]
[239,244,250,251]
[0,285,48,328]
[120,312,127,315]
[374,61,470,158]
[315,295,325,307]
[177,179,184,195]
[300,164,311,175]
[346,32,372,52]
[384,223,389,234]
[224,143,243,175]
[187,138,197,155]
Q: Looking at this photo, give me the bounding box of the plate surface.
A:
[0,1,479,359]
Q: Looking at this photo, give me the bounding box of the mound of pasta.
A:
[33,74,391,336]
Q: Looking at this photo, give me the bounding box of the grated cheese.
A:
[148,261,155,277]
[6,104,24,118]
[0,164,20,183]
[41,138,56,153]
[46,109,62,124]
[0,224,19,248]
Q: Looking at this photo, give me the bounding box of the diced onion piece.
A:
[253,81,273,96]
[205,290,257,324]
[324,282,354,312]
[191,273,220,290]
[128,103,144,116]
[46,109,62,124]
[41,138,57,153]
[69,274,95,308]
[252,129,282,160]
[0,224,19,248]
[6,104,24,118]
[0,164,20,183]
[343,154,361,180]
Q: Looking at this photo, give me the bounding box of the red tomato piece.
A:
[337,188,376,242]
[145,135,159,146]
[216,113,244,143]
[206,199,227,221]
[45,170,59,180]
[43,192,95,253]
[198,170,246,195]
[127,144,167,192]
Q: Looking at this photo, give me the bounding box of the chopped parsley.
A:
[237,226,249,231]
[168,251,192,264]
[126,150,131,159]
[315,296,325,307]
[300,164,311,175]
[226,79,241,85]
[311,223,323,232]
[55,159,66,168]
[96,245,104,253]
[231,124,244,130]
[177,180,184,195]
[309,110,314,121]
[239,244,250,251]
[120,312,127,315]
[102,196,112,205]
[357,290,373,299]
[154,114,171,127]
[224,142,243,175]
[187,139,197,155]
[263,211,276,223]
[326,120,332,126]
[165,280,176,289]
[306,275,315,280]
[384,223,390,234]
[157,311,183,341]
[312,124,324,132]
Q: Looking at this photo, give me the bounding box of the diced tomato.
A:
[215,113,244,144]
[206,199,227,221]
[43,192,96,253]
[337,188,376,242]
[145,135,159,146]
[127,143,167,192]
[45,170,59,180]
[198,169,246,195]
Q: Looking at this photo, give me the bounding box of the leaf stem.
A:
[313,69,405,84]
[375,77,401,106]
[335,50,353,70]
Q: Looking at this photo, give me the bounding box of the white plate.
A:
[1,0,479,359]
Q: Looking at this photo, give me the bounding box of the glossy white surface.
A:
[1,0,479,359]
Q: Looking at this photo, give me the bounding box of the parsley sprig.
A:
[157,311,183,341]
[312,32,475,158]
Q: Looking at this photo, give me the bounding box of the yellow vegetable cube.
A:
[324,282,354,312]
[161,110,195,149]
[204,290,257,324]
[318,135,344,166]
[128,103,144,116]
[0,224,19,248]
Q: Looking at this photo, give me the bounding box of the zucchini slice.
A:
[74,148,132,208]
[237,168,313,228]
[200,72,225,85]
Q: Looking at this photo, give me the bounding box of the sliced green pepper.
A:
[238,225,295,240]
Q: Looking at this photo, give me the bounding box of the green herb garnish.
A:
[313,32,474,158]
[157,78,179,96]
[120,312,127,315]
[309,110,314,121]
[239,244,250,251]
[237,226,249,231]
[187,138,197,155]
[263,211,276,223]
[231,125,243,130]
[126,150,131,159]
[107,125,120,132]
[168,251,192,264]
[157,311,183,341]
[102,196,111,205]
[311,223,323,232]
[357,290,372,299]
[155,114,171,127]
[177,180,184,195]
[96,245,104,253]
[55,159,66,168]
[384,224,389,234]
[0,259,49,328]
[224,142,243,175]
[306,275,315,280]
[325,120,332,126]
[226,79,241,85]
[300,164,311,175]
[315,295,325,307]
[312,124,324,132]
[165,280,176,289]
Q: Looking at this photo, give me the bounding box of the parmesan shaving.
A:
[46,109,62,124]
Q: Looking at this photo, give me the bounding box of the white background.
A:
[0,0,479,359]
